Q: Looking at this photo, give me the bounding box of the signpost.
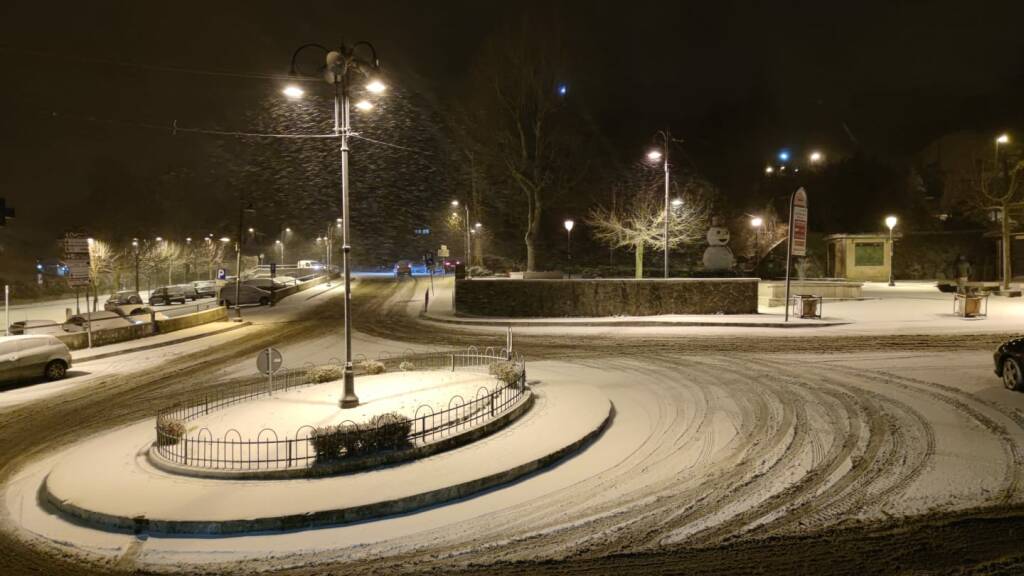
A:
[64,234,93,346]
[257,347,284,394]
[784,188,808,322]
[424,251,435,296]
[217,268,227,281]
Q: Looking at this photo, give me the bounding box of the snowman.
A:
[702,219,736,272]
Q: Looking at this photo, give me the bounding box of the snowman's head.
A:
[707,226,731,246]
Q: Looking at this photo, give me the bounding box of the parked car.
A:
[994,337,1024,391]
[176,284,200,301]
[219,282,272,307]
[0,335,72,382]
[297,260,324,270]
[243,277,293,290]
[193,280,218,298]
[106,303,154,318]
[149,285,188,305]
[8,320,65,336]
[63,311,142,332]
[104,290,143,311]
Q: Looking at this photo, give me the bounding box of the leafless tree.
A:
[464,16,592,271]
[970,156,1024,288]
[87,239,118,305]
[588,167,714,278]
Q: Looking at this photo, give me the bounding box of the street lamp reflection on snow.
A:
[886,215,898,287]
[282,85,305,99]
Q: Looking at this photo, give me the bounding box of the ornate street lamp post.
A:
[285,41,385,408]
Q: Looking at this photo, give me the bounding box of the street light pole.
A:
[132,238,140,292]
[886,215,898,287]
[234,201,254,320]
[288,41,382,409]
[564,219,574,264]
[647,131,673,278]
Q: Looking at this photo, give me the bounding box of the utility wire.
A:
[350,133,434,155]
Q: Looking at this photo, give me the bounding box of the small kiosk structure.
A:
[824,233,894,282]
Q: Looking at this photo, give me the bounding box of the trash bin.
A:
[954,292,988,318]
[791,294,822,319]
[454,262,466,280]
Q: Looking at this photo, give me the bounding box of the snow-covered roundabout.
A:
[28,349,613,536]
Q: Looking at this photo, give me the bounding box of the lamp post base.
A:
[340,368,359,408]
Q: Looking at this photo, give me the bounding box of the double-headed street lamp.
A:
[284,40,385,409]
[886,215,898,287]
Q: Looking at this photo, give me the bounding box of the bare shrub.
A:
[399,361,415,371]
[156,416,185,446]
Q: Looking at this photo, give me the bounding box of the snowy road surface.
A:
[1,278,1023,575]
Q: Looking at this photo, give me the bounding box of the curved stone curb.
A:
[146,389,535,480]
[41,389,612,536]
[420,312,847,329]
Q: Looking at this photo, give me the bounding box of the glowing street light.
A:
[647,150,663,161]
[354,100,374,111]
[671,198,683,208]
[765,166,774,175]
[564,219,575,263]
[282,84,304,99]
[751,216,764,228]
[997,133,1010,145]
[365,79,387,94]
[809,151,823,163]
[778,150,790,162]
[886,215,898,287]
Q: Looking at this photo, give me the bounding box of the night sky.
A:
[2,1,1023,274]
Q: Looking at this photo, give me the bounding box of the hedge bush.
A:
[399,361,415,371]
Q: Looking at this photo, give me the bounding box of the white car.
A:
[0,335,72,382]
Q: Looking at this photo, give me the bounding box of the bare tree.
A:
[465,16,591,271]
[588,167,714,278]
[87,239,118,306]
[969,156,1024,288]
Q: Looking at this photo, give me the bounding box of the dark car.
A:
[104,290,143,311]
[149,285,187,306]
[395,260,413,278]
[993,337,1024,391]
[176,284,200,301]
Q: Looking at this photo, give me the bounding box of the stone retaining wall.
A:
[455,278,758,317]
[157,306,228,333]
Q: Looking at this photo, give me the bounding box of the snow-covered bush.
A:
[362,360,386,375]
[399,361,415,371]
[156,416,185,446]
[311,422,364,461]
[367,412,412,450]
[489,361,525,387]
[306,364,344,383]
[310,413,411,462]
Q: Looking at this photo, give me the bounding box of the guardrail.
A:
[153,347,527,471]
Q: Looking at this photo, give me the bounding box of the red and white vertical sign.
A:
[791,188,808,257]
